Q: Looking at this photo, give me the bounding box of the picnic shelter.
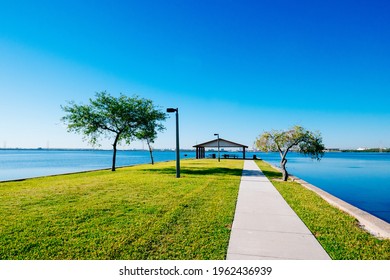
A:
[193,138,249,159]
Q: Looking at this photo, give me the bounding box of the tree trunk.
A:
[146,139,154,165]
[111,134,120,171]
[281,158,288,181]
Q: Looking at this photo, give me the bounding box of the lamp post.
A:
[214,133,220,162]
[167,108,180,178]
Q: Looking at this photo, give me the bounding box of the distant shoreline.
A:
[1,147,389,153]
[0,148,196,152]
[340,148,390,153]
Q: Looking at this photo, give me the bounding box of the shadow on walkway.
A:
[241,169,263,177]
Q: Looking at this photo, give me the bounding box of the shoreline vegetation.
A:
[1,159,389,260]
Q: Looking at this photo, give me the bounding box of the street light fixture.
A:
[214,133,220,162]
[167,108,180,178]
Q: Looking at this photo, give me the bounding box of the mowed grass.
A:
[0,159,243,260]
[255,160,390,260]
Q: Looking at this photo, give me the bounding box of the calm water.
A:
[1,149,389,223]
[0,149,195,181]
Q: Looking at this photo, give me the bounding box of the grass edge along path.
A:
[0,159,243,260]
[255,160,390,260]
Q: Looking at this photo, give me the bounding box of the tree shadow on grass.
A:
[144,167,243,177]
[261,170,282,180]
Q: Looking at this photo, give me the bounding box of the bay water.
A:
[0,149,195,181]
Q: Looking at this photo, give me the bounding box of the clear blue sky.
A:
[1,0,389,150]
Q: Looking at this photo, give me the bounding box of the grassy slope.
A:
[255,160,390,260]
[0,159,243,260]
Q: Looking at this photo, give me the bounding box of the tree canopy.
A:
[61,91,167,171]
[255,125,325,181]
[136,100,167,164]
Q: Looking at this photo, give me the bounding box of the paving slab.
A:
[226,160,331,260]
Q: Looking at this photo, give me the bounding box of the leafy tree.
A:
[136,101,167,165]
[255,125,325,181]
[61,91,166,171]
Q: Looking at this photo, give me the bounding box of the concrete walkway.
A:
[226,160,331,260]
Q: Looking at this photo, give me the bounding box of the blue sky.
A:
[0,0,389,150]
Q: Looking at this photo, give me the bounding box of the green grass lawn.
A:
[3,158,388,260]
[255,160,390,260]
[0,159,243,260]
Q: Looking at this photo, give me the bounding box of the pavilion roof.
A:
[193,138,248,148]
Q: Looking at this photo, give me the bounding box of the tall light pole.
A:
[214,133,220,162]
[167,108,180,178]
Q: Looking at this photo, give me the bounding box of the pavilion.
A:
[193,138,249,159]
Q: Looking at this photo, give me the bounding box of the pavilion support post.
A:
[243,147,246,159]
